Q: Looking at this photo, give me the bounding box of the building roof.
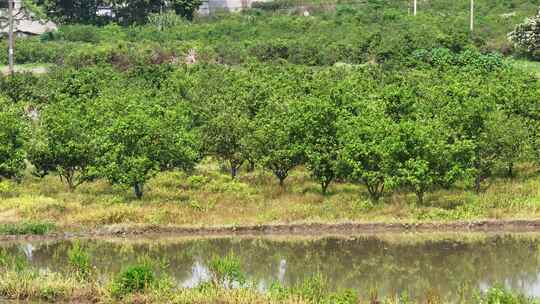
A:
[0,3,57,36]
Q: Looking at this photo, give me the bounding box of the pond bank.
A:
[2,219,540,242]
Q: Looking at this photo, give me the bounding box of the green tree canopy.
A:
[27,99,98,191]
[0,100,27,180]
[94,92,200,199]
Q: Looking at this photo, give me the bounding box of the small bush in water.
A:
[0,249,28,273]
[209,253,246,288]
[270,273,358,304]
[111,263,156,297]
[67,241,92,281]
[477,287,534,304]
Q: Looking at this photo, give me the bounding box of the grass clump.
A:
[0,221,55,235]
[477,287,538,304]
[67,241,93,281]
[110,262,156,297]
[270,274,358,304]
[209,253,246,288]
[0,249,95,301]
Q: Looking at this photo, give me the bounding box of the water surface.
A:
[1,233,539,301]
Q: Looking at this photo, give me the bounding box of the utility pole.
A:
[8,0,15,75]
[413,0,417,16]
[470,0,474,32]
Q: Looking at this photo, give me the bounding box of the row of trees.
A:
[0,50,539,202]
[29,0,203,24]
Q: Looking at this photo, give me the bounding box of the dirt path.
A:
[2,219,540,242]
[0,65,49,75]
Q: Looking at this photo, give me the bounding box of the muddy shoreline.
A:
[2,219,540,242]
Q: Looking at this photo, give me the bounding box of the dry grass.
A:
[0,269,101,302]
[1,161,540,231]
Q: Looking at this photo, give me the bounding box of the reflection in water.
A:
[181,261,210,288]
[278,259,287,284]
[1,234,540,301]
[19,243,34,261]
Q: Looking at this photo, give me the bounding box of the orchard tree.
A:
[31,0,105,24]
[394,120,474,204]
[253,100,303,187]
[96,97,200,199]
[171,0,202,21]
[26,126,55,178]
[0,100,26,180]
[198,68,256,179]
[27,100,98,191]
[202,108,252,179]
[417,69,502,193]
[292,97,341,195]
[338,107,399,202]
[479,112,531,179]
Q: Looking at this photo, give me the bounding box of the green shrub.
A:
[187,175,209,189]
[270,273,357,304]
[293,274,328,303]
[0,221,55,235]
[251,0,295,11]
[111,264,156,297]
[209,254,246,288]
[0,181,15,197]
[327,289,359,304]
[5,39,64,64]
[67,241,93,281]
[477,287,534,304]
[0,250,29,272]
[57,25,102,43]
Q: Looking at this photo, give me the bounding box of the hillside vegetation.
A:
[1,0,540,67]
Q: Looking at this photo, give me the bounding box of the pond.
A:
[1,233,539,301]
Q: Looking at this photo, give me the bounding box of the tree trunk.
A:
[365,179,384,203]
[230,166,238,179]
[415,190,424,205]
[321,181,330,196]
[474,174,482,193]
[63,170,76,192]
[274,169,288,188]
[474,157,482,193]
[279,177,285,188]
[247,161,255,173]
[133,183,144,199]
[67,180,75,192]
[369,192,381,203]
[321,183,328,195]
[507,162,514,178]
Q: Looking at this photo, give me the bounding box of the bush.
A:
[0,180,15,197]
[67,241,93,281]
[251,0,295,11]
[477,287,534,304]
[57,25,102,43]
[187,175,209,189]
[0,221,55,235]
[4,39,64,64]
[111,264,156,297]
[209,254,246,288]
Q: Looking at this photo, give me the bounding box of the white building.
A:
[198,0,257,15]
[0,1,57,36]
